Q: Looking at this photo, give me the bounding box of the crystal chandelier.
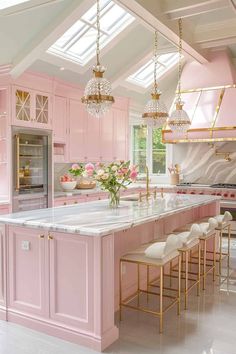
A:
[169,18,191,133]
[81,0,114,118]
[142,30,168,128]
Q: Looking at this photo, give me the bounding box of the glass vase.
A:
[108,190,120,208]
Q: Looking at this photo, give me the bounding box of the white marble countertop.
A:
[0,194,220,237]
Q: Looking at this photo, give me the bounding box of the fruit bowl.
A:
[60,181,77,191]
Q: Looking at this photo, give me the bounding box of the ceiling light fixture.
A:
[81,0,114,118]
[142,30,168,128]
[168,18,191,133]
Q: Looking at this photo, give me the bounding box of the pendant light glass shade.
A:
[169,18,191,132]
[142,92,168,128]
[169,102,191,132]
[81,0,114,118]
[142,31,168,127]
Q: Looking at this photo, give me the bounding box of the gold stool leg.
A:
[213,234,216,282]
[184,251,189,310]
[203,239,207,290]
[137,264,140,307]
[159,266,163,333]
[228,225,231,270]
[197,243,201,296]
[170,261,172,287]
[119,260,122,321]
[178,254,181,315]
[219,229,223,279]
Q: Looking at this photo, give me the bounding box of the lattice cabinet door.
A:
[35,94,49,125]
[15,89,31,123]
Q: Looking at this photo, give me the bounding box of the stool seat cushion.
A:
[214,211,232,227]
[144,234,182,260]
[199,218,218,235]
[177,224,201,246]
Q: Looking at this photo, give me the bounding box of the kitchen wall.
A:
[172,142,236,184]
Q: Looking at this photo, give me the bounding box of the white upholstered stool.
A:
[119,234,182,333]
[170,224,202,309]
[174,218,217,290]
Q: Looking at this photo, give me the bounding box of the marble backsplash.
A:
[172,142,236,184]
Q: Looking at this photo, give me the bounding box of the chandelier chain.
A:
[154,30,158,95]
[96,0,101,66]
[177,18,182,104]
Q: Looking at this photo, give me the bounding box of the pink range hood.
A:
[163,50,236,143]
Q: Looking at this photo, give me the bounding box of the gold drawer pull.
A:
[39,234,44,239]
[74,201,78,204]
[63,202,67,206]
[48,234,54,240]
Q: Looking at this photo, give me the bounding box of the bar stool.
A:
[174,218,217,290]
[170,224,202,309]
[197,211,232,276]
[119,234,182,333]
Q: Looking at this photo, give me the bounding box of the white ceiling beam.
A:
[10,0,94,78]
[195,19,236,48]
[117,0,208,64]
[163,0,229,20]
[0,0,64,17]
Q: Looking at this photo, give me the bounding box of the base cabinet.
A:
[49,232,94,331]
[8,227,48,317]
[0,225,6,317]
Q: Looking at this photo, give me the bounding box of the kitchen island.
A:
[0,194,220,351]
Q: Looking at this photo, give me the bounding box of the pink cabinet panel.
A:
[0,205,9,215]
[0,225,6,313]
[8,226,48,317]
[49,232,94,331]
[100,111,113,161]
[53,96,67,143]
[69,99,87,162]
[216,88,236,127]
[113,108,128,161]
[85,113,100,161]
[191,89,221,128]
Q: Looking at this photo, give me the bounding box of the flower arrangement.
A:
[94,161,138,207]
[69,163,96,178]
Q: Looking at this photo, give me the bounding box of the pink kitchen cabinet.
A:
[85,111,100,162]
[53,96,67,143]
[48,232,94,331]
[0,205,9,214]
[69,99,87,162]
[0,225,6,319]
[99,110,114,161]
[12,86,52,129]
[8,226,49,318]
[113,108,128,161]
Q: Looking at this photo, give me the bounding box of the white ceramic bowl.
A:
[60,181,77,191]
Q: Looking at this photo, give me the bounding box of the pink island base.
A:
[0,199,220,352]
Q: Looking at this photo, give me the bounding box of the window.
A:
[0,0,30,9]
[132,124,168,176]
[126,52,179,88]
[48,0,135,66]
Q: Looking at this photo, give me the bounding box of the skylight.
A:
[126,52,179,88]
[0,0,30,10]
[48,0,135,66]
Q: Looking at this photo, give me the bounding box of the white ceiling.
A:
[1,0,236,108]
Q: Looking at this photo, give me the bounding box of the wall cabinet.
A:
[53,96,67,143]
[69,99,87,162]
[12,86,52,129]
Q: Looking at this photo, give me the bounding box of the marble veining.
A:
[0,194,220,236]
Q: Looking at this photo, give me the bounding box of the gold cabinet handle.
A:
[48,234,54,240]
[63,202,67,205]
[39,234,45,239]
[74,201,78,204]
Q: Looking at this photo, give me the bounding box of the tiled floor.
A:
[1,245,236,354]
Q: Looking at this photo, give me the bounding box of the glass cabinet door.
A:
[15,89,31,122]
[35,94,49,124]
